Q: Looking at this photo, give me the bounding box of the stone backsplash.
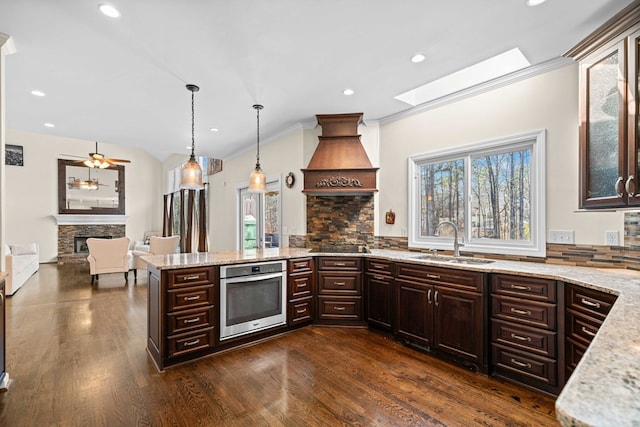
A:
[305,195,374,250]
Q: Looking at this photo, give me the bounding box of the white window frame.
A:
[236,176,282,251]
[408,130,546,257]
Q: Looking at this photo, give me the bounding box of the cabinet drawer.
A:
[492,319,556,358]
[318,296,362,320]
[167,306,215,335]
[317,257,362,271]
[492,274,556,302]
[492,344,557,386]
[318,272,361,295]
[289,298,314,325]
[566,309,602,346]
[566,337,588,374]
[167,267,215,289]
[167,327,215,358]
[289,273,313,299]
[566,285,616,320]
[396,263,484,292]
[288,257,314,273]
[491,295,556,330]
[167,284,215,311]
[365,258,394,276]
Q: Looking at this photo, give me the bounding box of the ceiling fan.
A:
[67,168,110,190]
[63,141,131,169]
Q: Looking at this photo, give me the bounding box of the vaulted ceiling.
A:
[0,0,633,161]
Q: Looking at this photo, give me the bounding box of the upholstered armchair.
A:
[86,237,132,285]
[132,235,180,279]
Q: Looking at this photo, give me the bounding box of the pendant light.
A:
[180,84,204,190]
[248,104,267,193]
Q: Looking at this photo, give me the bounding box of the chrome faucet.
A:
[436,221,463,257]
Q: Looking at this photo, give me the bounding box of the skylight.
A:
[395,48,531,106]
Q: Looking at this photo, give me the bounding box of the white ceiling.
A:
[0,0,633,161]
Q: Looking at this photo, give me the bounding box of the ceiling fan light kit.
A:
[180,84,204,190]
[248,104,267,193]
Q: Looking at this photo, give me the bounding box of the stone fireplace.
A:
[54,215,127,264]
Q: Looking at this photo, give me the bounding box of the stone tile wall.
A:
[58,224,126,264]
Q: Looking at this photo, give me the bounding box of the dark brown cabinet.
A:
[395,262,487,371]
[364,258,394,331]
[316,257,363,325]
[147,266,218,371]
[566,4,640,208]
[490,274,563,395]
[287,257,315,327]
[565,284,616,378]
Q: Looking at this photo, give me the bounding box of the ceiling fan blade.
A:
[104,158,131,163]
[60,154,87,159]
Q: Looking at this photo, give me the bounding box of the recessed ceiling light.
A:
[98,4,120,18]
[343,88,355,96]
[210,128,219,132]
[44,123,55,128]
[411,54,426,63]
[31,90,45,97]
[526,0,547,6]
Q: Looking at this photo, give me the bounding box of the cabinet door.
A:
[395,279,432,348]
[433,286,484,364]
[365,273,393,330]
[627,29,640,204]
[579,40,628,208]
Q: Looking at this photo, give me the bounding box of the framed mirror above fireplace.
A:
[57,159,125,215]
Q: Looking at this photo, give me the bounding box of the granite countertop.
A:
[141,248,640,426]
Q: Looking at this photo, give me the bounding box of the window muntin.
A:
[408,130,545,257]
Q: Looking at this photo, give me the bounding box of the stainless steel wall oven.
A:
[219,260,287,340]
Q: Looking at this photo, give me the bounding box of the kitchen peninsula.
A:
[141,247,640,427]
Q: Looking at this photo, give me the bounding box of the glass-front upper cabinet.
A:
[567,2,640,209]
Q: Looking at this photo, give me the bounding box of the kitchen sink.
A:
[411,254,494,265]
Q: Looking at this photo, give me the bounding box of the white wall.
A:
[378,63,623,246]
[4,129,162,262]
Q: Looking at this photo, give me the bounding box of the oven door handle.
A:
[222,271,284,284]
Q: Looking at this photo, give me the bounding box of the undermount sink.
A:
[411,254,494,265]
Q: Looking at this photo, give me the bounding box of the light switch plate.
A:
[549,230,575,244]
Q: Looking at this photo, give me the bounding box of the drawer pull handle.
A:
[510,308,531,316]
[511,333,532,342]
[334,263,346,266]
[333,306,346,311]
[184,275,201,280]
[184,317,200,324]
[295,263,307,268]
[296,309,306,314]
[334,282,346,286]
[372,264,385,269]
[184,339,200,347]
[434,290,439,306]
[374,275,385,280]
[296,283,307,288]
[580,298,601,308]
[427,289,432,303]
[184,295,201,301]
[511,284,531,291]
[581,326,597,337]
[426,274,440,279]
[510,358,531,369]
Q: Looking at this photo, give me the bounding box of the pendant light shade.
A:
[180,84,204,190]
[248,104,267,193]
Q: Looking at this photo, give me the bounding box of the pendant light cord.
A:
[191,88,196,158]
[253,104,263,168]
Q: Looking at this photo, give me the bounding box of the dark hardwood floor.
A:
[0,263,558,426]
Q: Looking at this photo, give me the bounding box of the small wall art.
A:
[5,144,24,166]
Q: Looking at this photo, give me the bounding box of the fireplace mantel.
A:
[53,215,129,225]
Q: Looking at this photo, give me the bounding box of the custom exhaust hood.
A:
[301,112,378,196]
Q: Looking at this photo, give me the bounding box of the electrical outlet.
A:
[605,230,619,246]
[549,230,575,244]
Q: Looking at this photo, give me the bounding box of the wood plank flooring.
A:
[0,263,558,426]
